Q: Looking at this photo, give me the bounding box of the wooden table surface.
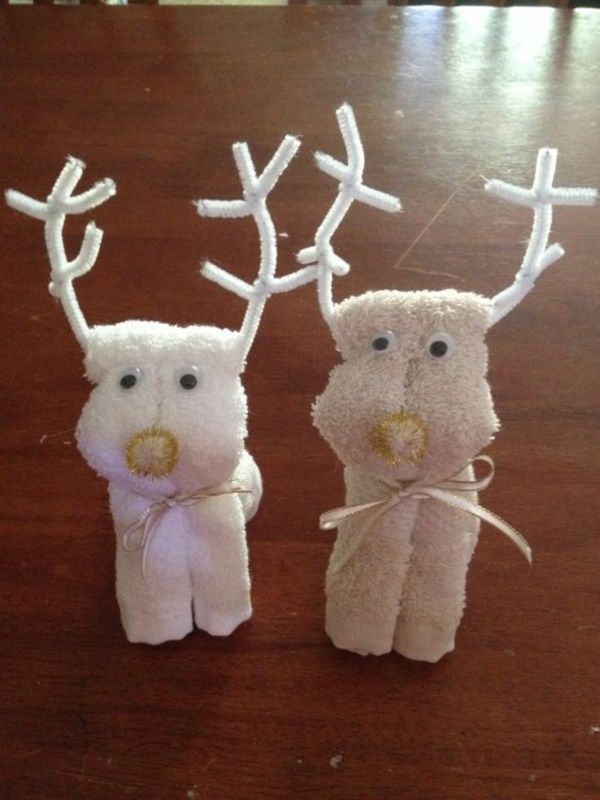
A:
[1,7,599,800]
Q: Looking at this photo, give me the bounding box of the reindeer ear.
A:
[82,324,137,384]
[328,291,391,359]
[206,329,247,375]
[328,315,351,358]
[83,332,109,384]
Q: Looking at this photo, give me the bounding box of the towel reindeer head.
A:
[6,137,309,498]
[307,105,597,487]
[304,106,596,661]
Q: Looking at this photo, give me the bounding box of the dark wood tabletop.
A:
[1,7,599,800]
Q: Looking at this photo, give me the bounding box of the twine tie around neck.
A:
[320,455,531,569]
[122,481,251,577]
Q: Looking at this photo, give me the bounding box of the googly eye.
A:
[370,331,398,354]
[426,332,455,359]
[176,366,201,391]
[119,367,142,390]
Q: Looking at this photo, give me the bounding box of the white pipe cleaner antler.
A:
[485,148,597,326]
[5,157,116,349]
[197,134,315,368]
[297,104,402,326]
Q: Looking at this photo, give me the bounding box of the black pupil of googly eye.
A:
[372,337,390,352]
[179,373,198,390]
[120,373,137,389]
[429,340,448,357]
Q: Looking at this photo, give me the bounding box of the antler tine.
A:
[485,148,597,327]
[297,104,402,327]
[5,156,116,350]
[197,133,313,368]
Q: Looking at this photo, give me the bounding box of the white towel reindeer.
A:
[307,105,596,662]
[6,135,310,645]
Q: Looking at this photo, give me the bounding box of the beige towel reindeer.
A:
[304,105,596,662]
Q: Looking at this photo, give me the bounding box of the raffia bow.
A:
[122,480,252,577]
[320,455,531,569]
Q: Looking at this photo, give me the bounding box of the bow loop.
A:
[122,480,252,577]
[320,456,531,566]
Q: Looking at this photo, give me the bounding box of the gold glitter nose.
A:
[125,427,179,478]
[370,411,428,466]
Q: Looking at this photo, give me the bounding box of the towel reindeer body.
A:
[306,106,596,662]
[78,319,260,644]
[315,288,495,662]
[7,135,310,644]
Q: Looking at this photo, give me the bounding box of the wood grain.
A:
[0,7,599,799]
